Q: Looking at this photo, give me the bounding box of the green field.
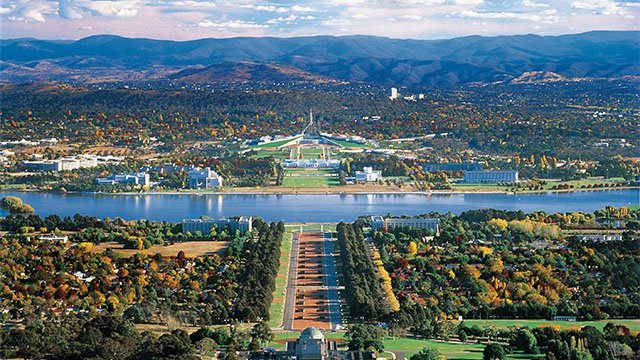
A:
[249,137,301,149]
[282,169,340,187]
[248,149,290,159]
[329,138,376,149]
[267,231,293,328]
[268,334,539,359]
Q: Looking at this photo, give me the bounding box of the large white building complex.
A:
[355,167,382,182]
[464,170,518,183]
[188,167,223,189]
[96,172,150,186]
[371,216,440,234]
[182,216,253,234]
[281,159,340,168]
[21,154,123,172]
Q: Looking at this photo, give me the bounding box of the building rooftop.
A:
[300,326,324,340]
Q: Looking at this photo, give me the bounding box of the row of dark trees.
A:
[337,222,388,321]
[233,220,285,321]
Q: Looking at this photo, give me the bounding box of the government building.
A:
[249,327,375,360]
[463,170,518,183]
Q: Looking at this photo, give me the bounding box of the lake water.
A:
[1,189,637,222]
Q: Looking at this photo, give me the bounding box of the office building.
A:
[389,87,398,100]
[371,216,440,234]
[423,162,483,172]
[182,216,252,234]
[355,167,382,182]
[281,159,340,168]
[464,170,518,183]
[572,234,623,242]
[96,172,150,186]
[21,160,63,172]
[188,167,223,189]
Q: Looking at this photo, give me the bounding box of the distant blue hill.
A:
[1,31,638,86]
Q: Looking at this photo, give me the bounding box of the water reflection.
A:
[0,189,636,222]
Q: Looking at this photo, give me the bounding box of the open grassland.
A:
[89,241,230,258]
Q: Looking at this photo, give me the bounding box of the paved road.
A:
[282,231,299,330]
[322,232,343,330]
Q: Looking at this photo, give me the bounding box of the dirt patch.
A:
[292,232,332,330]
[90,241,230,258]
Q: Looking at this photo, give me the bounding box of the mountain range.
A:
[1,31,638,86]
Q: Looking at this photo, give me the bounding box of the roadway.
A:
[282,231,299,330]
[322,231,343,330]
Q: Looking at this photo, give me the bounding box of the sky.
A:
[1,0,639,40]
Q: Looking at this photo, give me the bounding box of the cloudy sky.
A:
[1,0,638,40]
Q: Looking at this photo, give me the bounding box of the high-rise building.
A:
[389,87,398,100]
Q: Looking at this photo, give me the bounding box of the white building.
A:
[22,159,63,172]
[389,87,398,100]
[371,216,440,234]
[21,154,120,172]
[96,172,150,186]
[182,216,252,234]
[464,170,518,183]
[281,159,340,168]
[39,234,69,243]
[188,167,223,189]
[572,234,623,242]
[355,167,382,182]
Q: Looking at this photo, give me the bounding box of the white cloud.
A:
[572,0,629,15]
[401,14,423,20]
[267,14,297,24]
[322,18,353,26]
[4,0,57,22]
[456,8,560,22]
[291,5,317,12]
[450,0,484,5]
[242,4,288,13]
[197,19,267,29]
[522,0,549,7]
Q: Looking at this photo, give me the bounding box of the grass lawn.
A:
[267,231,293,328]
[329,138,376,149]
[282,169,340,187]
[248,149,289,159]
[285,168,337,175]
[456,319,640,332]
[268,334,540,360]
[282,176,341,187]
[248,137,300,149]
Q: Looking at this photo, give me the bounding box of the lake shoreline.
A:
[5,186,638,196]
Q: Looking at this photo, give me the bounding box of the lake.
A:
[1,189,637,222]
